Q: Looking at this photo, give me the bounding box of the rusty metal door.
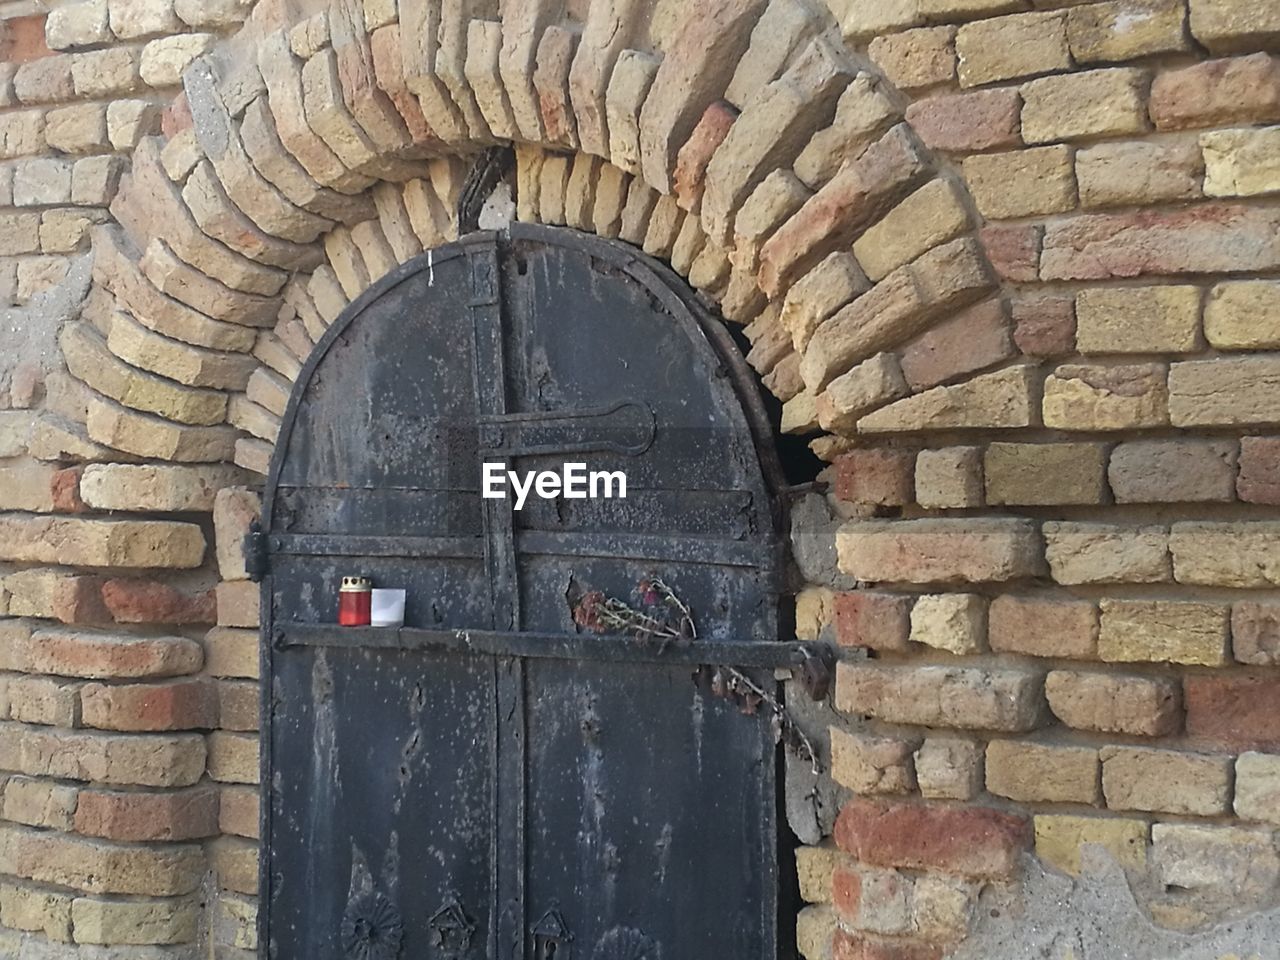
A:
[253,225,806,960]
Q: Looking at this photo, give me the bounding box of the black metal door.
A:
[256,225,795,960]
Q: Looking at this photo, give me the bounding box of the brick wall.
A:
[0,0,1277,955]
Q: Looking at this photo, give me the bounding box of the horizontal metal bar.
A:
[516,531,774,568]
[269,534,484,560]
[277,623,812,668]
[268,532,775,568]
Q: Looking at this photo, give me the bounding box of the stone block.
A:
[914,446,983,509]
[957,11,1069,86]
[913,738,982,801]
[1046,670,1181,736]
[1043,522,1170,584]
[830,728,918,794]
[908,593,985,654]
[984,442,1108,506]
[986,740,1099,804]
[988,594,1098,659]
[1150,54,1280,130]
[905,88,1022,153]
[1075,285,1201,353]
[1076,140,1203,208]
[1152,824,1280,905]
[835,661,1045,732]
[1098,599,1229,666]
[1204,280,1280,349]
[1042,363,1168,430]
[1020,67,1148,143]
[1108,440,1237,503]
[1101,746,1231,815]
[1034,815,1147,876]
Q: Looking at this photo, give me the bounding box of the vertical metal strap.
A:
[463,232,526,960]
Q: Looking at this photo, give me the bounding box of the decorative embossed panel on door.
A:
[253,225,800,959]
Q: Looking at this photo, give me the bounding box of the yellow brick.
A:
[963,146,1077,219]
[957,11,1069,87]
[1035,814,1148,876]
[1099,599,1229,665]
[1021,68,1149,144]
[1075,286,1202,353]
[1205,281,1280,350]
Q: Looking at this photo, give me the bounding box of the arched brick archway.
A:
[81,0,1007,486]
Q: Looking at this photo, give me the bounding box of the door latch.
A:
[243,520,268,583]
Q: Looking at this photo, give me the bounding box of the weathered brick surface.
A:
[1098,598,1229,666]
[1150,54,1280,130]
[984,442,1107,506]
[838,518,1044,584]
[1041,205,1280,281]
[988,595,1097,660]
[834,591,913,651]
[835,662,1045,732]
[832,449,915,507]
[830,728,917,795]
[1109,440,1238,503]
[74,785,218,841]
[1042,363,1169,431]
[1046,671,1181,736]
[1035,815,1147,876]
[11,627,202,679]
[985,740,1099,804]
[1170,521,1280,587]
[1152,823,1280,904]
[80,678,216,732]
[1184,675,1280,750]
[1233,601,1280,665]
[834,798,1030,879]
[904,89,1022,153]
[1043,522,1170,585]
[1100,746,1232,815]
[913,738,982,801]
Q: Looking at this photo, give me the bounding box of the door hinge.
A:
[243,521,268,583]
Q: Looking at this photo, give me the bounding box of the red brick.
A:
[100,579,216,625]
[0,15,52,64]
[1150,54,1280,131]
[1041,204,1280,281]
[80,678,217,732]
[834,591,913,651]
[1012,295,1076,357]
[74,785,218,841]
[834,930,943,960]
[369,23,436,147]
[905,89,1021,153]
[1184,675,1280,751]
[674,100,738,211]
[898,299,1012,392]
[50,466,85,512]
[834,798,1030,878]
[831,864,862,919]
[161,92,193,138]
[833,449,916,507]
[1237,437,1280,505]
[989,595,1098,659]
[18,628,204,679]
[980,224,1041,283]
